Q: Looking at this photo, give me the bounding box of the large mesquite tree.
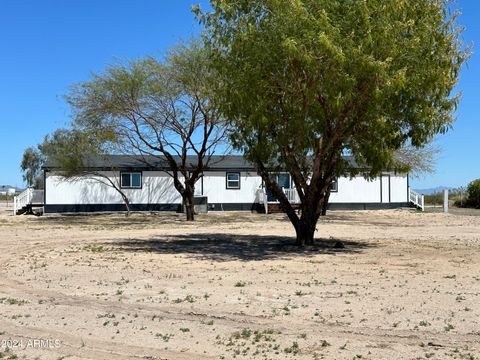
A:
[67,42,226,221]
[197,0,467,245]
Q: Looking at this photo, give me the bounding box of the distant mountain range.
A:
[413,186,452,195]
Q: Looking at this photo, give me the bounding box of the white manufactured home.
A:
[13,155,424,215]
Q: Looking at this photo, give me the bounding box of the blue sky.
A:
[0,0,478,189]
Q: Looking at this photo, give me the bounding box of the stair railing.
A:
[408,187,424,211]
[13,188,34,215]
[282,188,300,204]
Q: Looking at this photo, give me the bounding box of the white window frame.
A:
[226,172,241,190]
[120,172,142,189]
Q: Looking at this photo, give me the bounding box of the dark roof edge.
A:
[42,154,405,174]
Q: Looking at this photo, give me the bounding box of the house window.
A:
[121,172,142,189]
[274,173,291,189]
[330,178,338,192]
[265,173,291,202]
[226,172,240,189]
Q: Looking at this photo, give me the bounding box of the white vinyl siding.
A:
[390,173,408,203]
[46,171,182,205]
[202,171,262,204]
[45,170,408,207]
[328,176,382,203]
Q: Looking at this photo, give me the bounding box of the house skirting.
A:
[43,202,411,214]
[327,202,410,210]
[43,204,181,213]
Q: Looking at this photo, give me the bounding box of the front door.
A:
[267,173,291,202]
[381,175,390,203]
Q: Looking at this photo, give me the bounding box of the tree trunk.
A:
[321,189,331,216]
[122,195,131,217]
[295,208,317,246]
[254,160,336,247]
[295,189,331,246]
[184,190,195,221]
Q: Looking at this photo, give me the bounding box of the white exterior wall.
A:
[201,171,263,204]
[329,173,408,204]
[329,176,381,203]
[45,171,182,205]
[390,173,408,203]
[45,170,408,207]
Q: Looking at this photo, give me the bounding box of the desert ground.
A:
[0,202,479,360]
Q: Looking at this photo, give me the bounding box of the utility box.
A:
[194,196,208,214]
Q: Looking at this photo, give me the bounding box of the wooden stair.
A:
[14,189,44,216]
[15,204,31,215]
[266,203,301,213]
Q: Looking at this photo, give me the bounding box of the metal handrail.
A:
[408,187,424,211]
[13,188,34,215]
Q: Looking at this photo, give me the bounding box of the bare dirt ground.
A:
[0,203,479,360]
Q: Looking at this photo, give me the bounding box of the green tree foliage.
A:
[66,41,226,221]
[467,179,480,208]
[39,128,134,215]
[20,147,44,188]
[39,128,105,176]
[197,0,468,245]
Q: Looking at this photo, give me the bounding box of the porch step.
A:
[15,204,43,216]
[15,205,31,215]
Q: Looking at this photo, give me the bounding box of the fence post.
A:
[443,189,449,213]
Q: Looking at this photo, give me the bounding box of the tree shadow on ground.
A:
[38,212,280,228]
[109,233,376,261]
[39,212,186,227]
